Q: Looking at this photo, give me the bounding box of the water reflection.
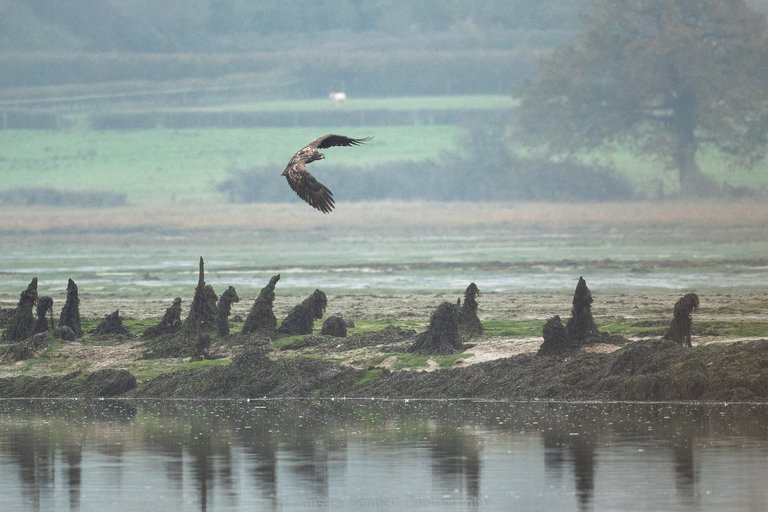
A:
[0,399,767,511]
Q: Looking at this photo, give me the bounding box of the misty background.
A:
[0,0,766,207]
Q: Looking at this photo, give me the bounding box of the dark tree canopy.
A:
[518,0,768,196]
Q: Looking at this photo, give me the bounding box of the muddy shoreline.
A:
[1,337,767,402]
[2,201,768,401]
[2,288,768,402]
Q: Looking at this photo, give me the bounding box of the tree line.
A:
[1,1,578,96]
[3,1,578,53]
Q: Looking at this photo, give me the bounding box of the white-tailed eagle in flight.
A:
[281,134,372,213]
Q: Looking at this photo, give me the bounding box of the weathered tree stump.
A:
[183,257,218,334]
[2,277,38,342]
[58,278,82,339]
[566,276,597,341]
[409,301,463,354]
[242,274,281,334]
[94,310,132,337]
[538,315,577,356]
[278,289,328,335]
[192,334,213,361]
[665,293,699,347]
[0,332,49,361]
[457,282,483,337]
[321,315,348,337]
[59,326,77,341]
[142,297,183,338]
[216,286,240,337]
[34,296,54,334]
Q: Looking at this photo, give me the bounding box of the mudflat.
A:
[2,201,767,400]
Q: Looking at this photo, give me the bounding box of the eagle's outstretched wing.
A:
[283,166,335,214]
[308,134,373,150]
[282,134,372,213]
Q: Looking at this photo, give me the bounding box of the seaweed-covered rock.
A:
[321,315,348,337]
[59,325,77,342]
[0,307,15,324]
[58,278,82,339]
[409,302,463,354]
[142,297,183,338]
[216,286,239,337]
[566,276,597,342]
[94,310,132,337]
[0,369,138,398]
[457,282,483,337]
[242,274,281,334]
[34,296,54,334]
[83,369,137,397]
[0,332,49,361]
[278,289,328,335]
[192,334,213,361]
[2,277,38,342]
[665,293,700,346]
[538,315,577,356]
[183,257,218,334]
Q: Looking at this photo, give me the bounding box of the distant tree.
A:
[517,0,768,196]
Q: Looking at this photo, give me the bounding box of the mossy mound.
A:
[409,302,463,354]
[0,333,50,361]
[131,349,360,398]
[0,368,136,398]
[94,310,132,337]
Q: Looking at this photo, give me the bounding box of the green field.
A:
[0,94,765,204]
[0,124,459,204]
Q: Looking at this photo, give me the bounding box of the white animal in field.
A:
[328,91,347,102]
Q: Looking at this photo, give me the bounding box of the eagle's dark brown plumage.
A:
[281,134,372,213]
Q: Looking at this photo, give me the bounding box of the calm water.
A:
[1,399,767,512]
